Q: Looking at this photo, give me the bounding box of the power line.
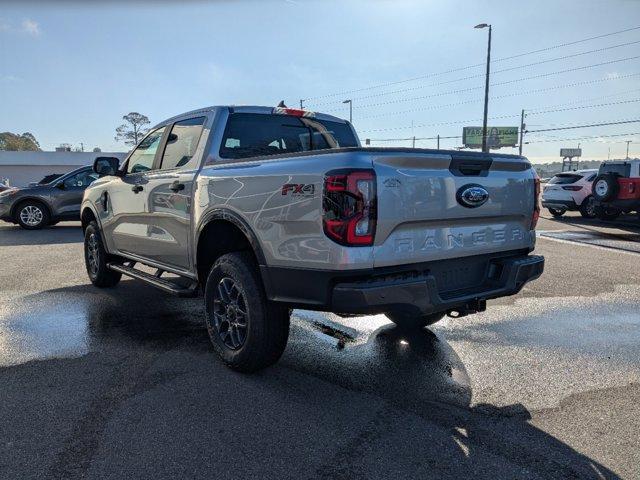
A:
[359,72,640,120]
[528,98,640,115]
[301,25,640,102]
[369,135,461,142]
[360,114,520,133]
[350,55,640,111]
[527,131,640,143]
[526,119,640,133]
[310,40,640,107]
[361,97,640,134]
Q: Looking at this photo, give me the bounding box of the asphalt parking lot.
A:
[1,213,639,479]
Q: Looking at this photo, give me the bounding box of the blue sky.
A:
[1,0,639,162]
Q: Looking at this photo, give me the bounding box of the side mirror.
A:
[93,157,121,177]
[55,182,65,190]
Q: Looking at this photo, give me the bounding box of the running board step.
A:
[107,263,198,297]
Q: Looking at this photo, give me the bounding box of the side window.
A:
[159,117,206,170]
[127,127,166,174]
[63,169,99,188]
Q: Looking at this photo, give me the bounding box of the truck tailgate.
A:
[371,150,535,268]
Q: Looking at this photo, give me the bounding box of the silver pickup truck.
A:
[81,105,544,372]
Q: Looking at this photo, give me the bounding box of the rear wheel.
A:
[548,208,565,217]
[385,311,445,330]
[204,252,290,372]
[15,200,50,229]
[595,205,621,221]
[579,196,597,218]
[84,221,122,287]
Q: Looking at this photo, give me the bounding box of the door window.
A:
[63,169,99,188]
[127,127,166,174]
[160,117,206,170]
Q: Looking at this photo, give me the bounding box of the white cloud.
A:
[21,19,40,36]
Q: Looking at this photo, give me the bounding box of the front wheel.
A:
[84,221,122,287]
[548,208,565,218]
[204,252,290,372]
[385,311,445,330]
[579,196,597,218]
[15,201,50,229]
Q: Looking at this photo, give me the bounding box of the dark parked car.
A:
[0,166,99,229]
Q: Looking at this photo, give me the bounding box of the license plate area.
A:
[429,257,490,294]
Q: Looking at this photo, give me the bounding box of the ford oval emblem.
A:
[456,184,489,208]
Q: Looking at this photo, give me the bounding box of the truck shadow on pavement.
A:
[0,223,82,246]
[1,282,621,479]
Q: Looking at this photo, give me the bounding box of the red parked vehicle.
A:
[591,160,640,220]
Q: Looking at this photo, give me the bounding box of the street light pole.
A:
[343,99,352,123]
[518,109,525,156]
[626,140,632,160]
[475,23,492,153]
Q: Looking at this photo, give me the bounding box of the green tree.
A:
[0,132,41,151]
[115,112,150,146]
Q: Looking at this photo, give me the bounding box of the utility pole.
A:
[412,136,416,148]
[475,23,492,153]
[437,135,440,149]
[299,99,304,109]
[342,99,352,123]
[626,140,632,159]
[518,109,525,156]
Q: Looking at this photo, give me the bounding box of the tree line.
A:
[0,112,151,152]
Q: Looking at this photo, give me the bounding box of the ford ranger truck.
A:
[81,106,544,372]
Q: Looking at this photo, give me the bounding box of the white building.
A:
[0,151,127,187]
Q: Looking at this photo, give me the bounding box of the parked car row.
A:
[541,160,640,221]
[0,166,98,229]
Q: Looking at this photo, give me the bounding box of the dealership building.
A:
[0,151,127,187]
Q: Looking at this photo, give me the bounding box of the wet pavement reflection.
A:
[1,279,473,408]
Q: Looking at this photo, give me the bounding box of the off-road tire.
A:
[84,221,122,287]
[385,311,445,330]
[15,200,50,230]
[204,252,290,372]
[548,208,565,217]
[579,196,597,218]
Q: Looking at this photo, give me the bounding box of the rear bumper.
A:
[541,199,577,210]
[262,250,544,316]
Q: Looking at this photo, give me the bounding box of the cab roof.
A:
[154,105,348,129]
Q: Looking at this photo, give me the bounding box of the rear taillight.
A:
[531,176,541,230]
[323,169,376,246]
[562,185,583,191]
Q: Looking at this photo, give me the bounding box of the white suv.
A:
[541,169,598,218]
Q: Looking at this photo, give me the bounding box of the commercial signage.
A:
[560,148,582,157]
[463,126,518,149]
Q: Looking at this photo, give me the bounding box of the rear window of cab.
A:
[219,113,358,160]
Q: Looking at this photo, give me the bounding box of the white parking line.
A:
[537,231,640,256]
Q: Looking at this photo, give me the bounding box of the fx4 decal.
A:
[281,183,315,196]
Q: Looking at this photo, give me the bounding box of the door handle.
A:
[131,185,143,193]
[170,181,185,193]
